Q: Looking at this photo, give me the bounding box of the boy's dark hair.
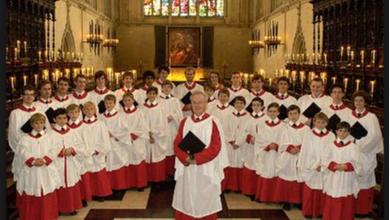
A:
[287,104,301,114]
[352,90,369,103]
[143,70,156,81]
[336,121,351,132]
[122,71,134,79]
[234,96,246,105]
[162,80,173,89]
[53,108,67,118]
[230,71,240,77]
[252,74,264,83]
[158,65,170,74]
[277,76,290,85]
[146,86,158,94]
[94,70,107,81]
[330,84,344,93]
[311,78,323,85]
[251,97,264,106]
[21,85,36,95]
[267,102,280,112]
[218,88,230,97]
[210,71,220,79]
[57,77,70,85]
[38,80,52,91]
[203,82,216,91]
[75,74,87,81]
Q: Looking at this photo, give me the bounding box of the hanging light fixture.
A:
[83,19,103,55]
[103,28,119,54]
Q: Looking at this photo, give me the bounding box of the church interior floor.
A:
[50,181,374,220]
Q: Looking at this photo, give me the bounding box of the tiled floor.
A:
[52,181,375,220]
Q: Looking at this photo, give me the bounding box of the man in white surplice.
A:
[172,91,228,220]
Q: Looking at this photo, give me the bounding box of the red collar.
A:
[233,112,247,117]
[250,113,264,119]
[312,129,330,137]
[275,93,290,100]
[28,133,43,139]
[290,123,305,129]
[229,86,242,92]
[38,98,52,104]
[123,107,138,114]
[67,121,83,129]
[265,120,282,127]
[94,88,110,95]
[19,105,36,112]
[156,79,163,85]
[217,105,229,110]
[191,113,211,123]
[103,111,118,118]
[251,90,266,97]
[52,127,70,134]
[352,109,369,119]
[122,87,135,93]
[184,82,197,90]
[143,102,158,108]
[54,95,70,102]
[329,104,346,111]
[333,140,352,148]
[208,97,216,102]
[215,84,222,90]
[72,91,88,99]
[311,93,325,99]
[83,118,98,124]
[141,85,149,91]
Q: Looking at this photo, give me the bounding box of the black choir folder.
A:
[181,92,192,105]
[21,120,33,133]
[302,103,321,119]
[278,105,288,120]
[327,114,341,132]
[351,122,368,140]
[98,101,106,114]
[178,131,206,157]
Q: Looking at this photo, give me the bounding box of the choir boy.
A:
[298,112,334,219]
[158,80,184,176]
[98,95,132,192]
[51,108,85,215]
[70,74,91,109]
[139,70,156,105]
[114,71,142,108]
[346,91,383,218]
[254,103,285,202]
[209,71,224,98]
[80,101,112,201]
[66,104,91,206]
[34,80,57,124]
[89,70,117,114]
[153,65,176,94]
[322,122,363,220]
[207,88,235,124]
[227,71,250,105]
[16,113,62,220]
[236,97,266,199]
[53,77,72,109]
[247,74,274,112]
[174,67,204,117]
[9,85,51,181]
[297,78,332,126]
[276,105,310,210]
[203,82,217,104]
[323,84,352,133]
[140,86,169,183]
[223,96,251,192]
[120,92,149,190]
[274,76,297,121]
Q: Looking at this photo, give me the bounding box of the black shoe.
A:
[223,190,230,194]
[283,203,291,211]
[58,212,64,216]
[355,214,366,218]
[137,187,145,192]
[294,204,302,210]
[249,195,256,201]
[304,215,313,219]
[70,211,78,216]
[82,200,88,207]
[93,196,105,202]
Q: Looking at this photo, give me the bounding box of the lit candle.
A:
[360,50,365,64]
[321,72,327,85]
[340,46,344,60]
[324,53,327,64]
[310,72,316,81]
[269,78,273,87]
[23,75,27,86]
[370,80,375,95]
[301,53,305,62]
[344,78,349,90]
[197,58,200,67]
[81,53,84,59]
[17,40,21,51]
[371,50,376,64]
[351,51,354,62]
[332,77,336,84]
[14,48,17,61]
[65,69,70,79]
[312,53,315,63]
[71,52,75,60]
[297,54,300,64]
[355,79,360,91]
[56,71,60,82]
[34,74,38,86]
[116,72,120,85]
[244,73,249,85]
[292,71,296,82]
[23,41,27,53]
[44,51,48,60]
[300,71,305,84]
[10,77,14,89]
[347,46,351,56]
[62,52,66,60]
[38,51,42,61]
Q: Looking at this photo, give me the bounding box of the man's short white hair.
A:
[190,91,207,102]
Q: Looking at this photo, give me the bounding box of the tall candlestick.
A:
[65,69,70,79]
[14,48,18,61]
[320,72,327,85]
[23,41,27,53]
[269,78,273,88]
[17,40,20,51]
[300,71,305,84]
[355,79,360,91]
[324,53,327,64]
[344,78,349,90]
[10,77,14,89]
[71,52,75,60]
[34,74,38,86]
[38,51,42,61]
[340,46,344,61]
[360,50,365,64]
[351,51,354,62]
[116,72,120,86]
[44,51,48,60]
[370,80,375,95]
[23,75,27,86]
[312,53,315,63]
[371,50,376,64]
[332,77,336,85]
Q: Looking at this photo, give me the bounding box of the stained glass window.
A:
[144,0,224,17]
